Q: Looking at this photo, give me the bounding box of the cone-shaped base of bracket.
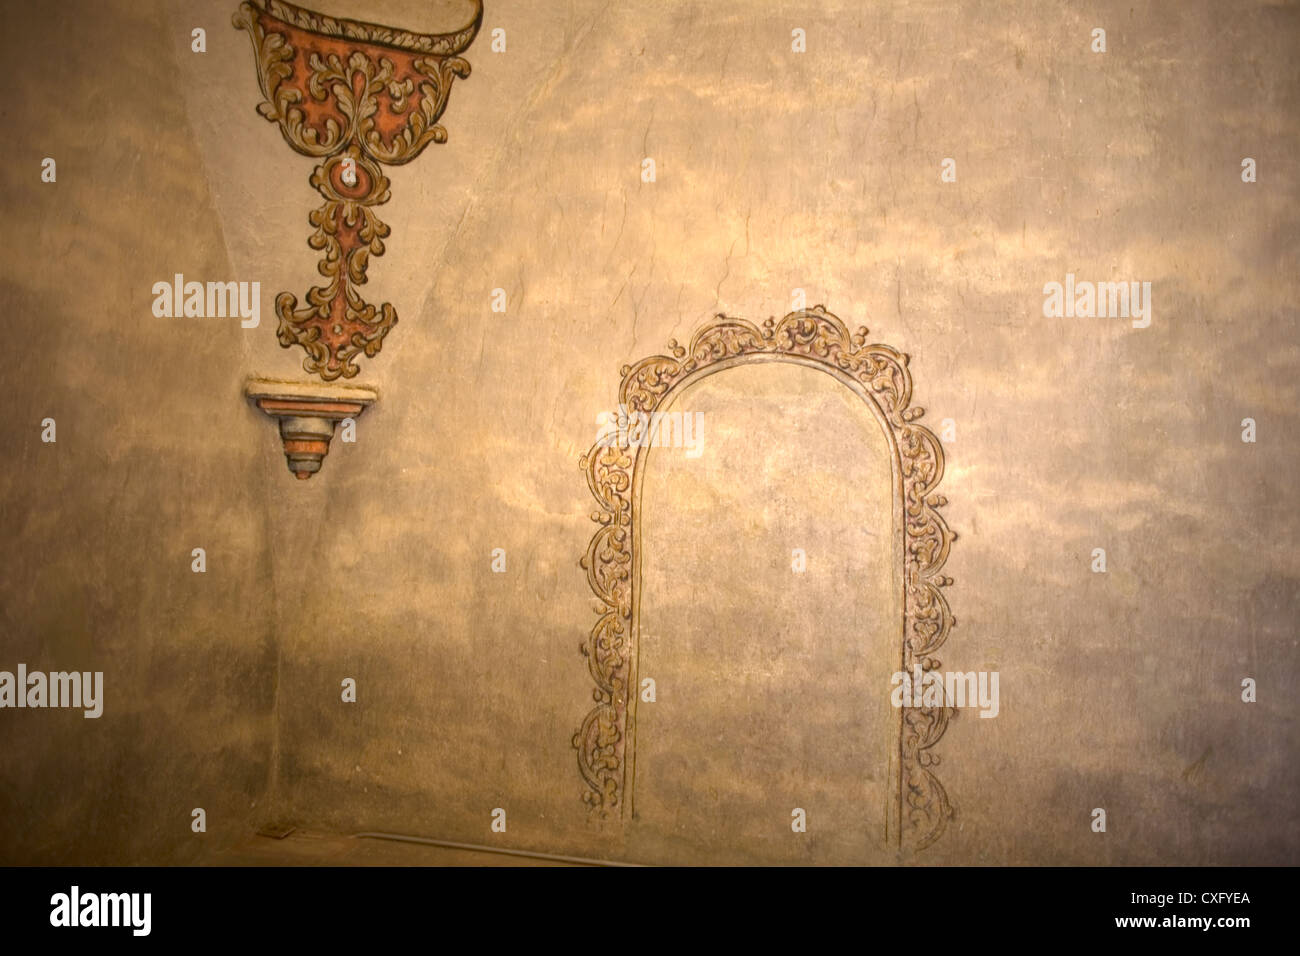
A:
[245,378,378,479]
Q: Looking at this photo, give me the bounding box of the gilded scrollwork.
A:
[575,306,958,851]
[254,0,481,57]
[233,0,481,380]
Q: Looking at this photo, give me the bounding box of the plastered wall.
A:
[1,0,277,864]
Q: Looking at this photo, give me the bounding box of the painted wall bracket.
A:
[233,0,483,381]
[246,378,377,479]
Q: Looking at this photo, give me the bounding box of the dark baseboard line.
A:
[352,831,644,867]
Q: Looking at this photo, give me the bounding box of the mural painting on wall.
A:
[234,0,482,381]
[575,307,959,852]
[233,0,483,478]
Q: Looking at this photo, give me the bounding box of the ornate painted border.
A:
[233,0,482,380]
[574,306,958,852]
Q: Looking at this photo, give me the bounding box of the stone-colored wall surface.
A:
[1,0,1296,865]
[0,0,277,864]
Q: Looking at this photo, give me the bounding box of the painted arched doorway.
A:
[575,307,957,854]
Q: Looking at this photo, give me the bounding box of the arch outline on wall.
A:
[574,306,958,852]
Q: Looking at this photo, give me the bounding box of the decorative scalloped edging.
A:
[574,306,957,852]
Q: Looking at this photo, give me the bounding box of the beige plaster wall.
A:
[0,0,276,864]
[1,0,1296,864]
[632,363,901,865]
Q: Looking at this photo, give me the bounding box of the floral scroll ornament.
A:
[233,0,483,380]
[575,307,958,852]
